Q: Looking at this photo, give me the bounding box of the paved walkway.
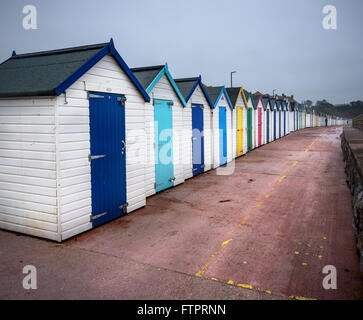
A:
[0,127,361,300]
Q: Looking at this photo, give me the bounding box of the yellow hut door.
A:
[237,107,243,156]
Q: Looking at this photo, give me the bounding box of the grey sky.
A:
[0,0,362,104]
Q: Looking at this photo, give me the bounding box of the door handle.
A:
[89,154,106,161]
[169,177,176,182]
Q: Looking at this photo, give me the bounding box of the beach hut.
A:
[287,96,297,132]
[306,108,311,127]
[262,95,272,143]
[280,98,287,137]
[303,107,306,128]
[312,110,315,127]
[174,76,213,177]
[286,97,292,134]
[268,97,274,141]
[0,40,151,241]
[131,64,187,196]
[275,99,282,138]
[226,86,248,157]
[251,93,264,147]
[299,104,304,129]
[243,90,254,152]
[270,97,277,140]
[204,86,234,167]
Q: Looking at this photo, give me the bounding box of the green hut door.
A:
[247,108,253,151]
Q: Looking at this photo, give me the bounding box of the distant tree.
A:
[316,99,327,106]
[305,100,313,108]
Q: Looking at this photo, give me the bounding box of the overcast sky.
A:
[0,0,362,104]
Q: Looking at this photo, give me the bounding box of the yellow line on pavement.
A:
[195,136,320,279]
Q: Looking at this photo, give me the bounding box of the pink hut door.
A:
[258,108,262,146]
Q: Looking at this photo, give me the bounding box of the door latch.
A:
[90,211,108,222]
[168,177,176,182]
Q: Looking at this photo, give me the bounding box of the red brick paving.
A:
[0,127,361,299]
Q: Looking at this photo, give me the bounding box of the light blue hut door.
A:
[154,99,174,192]
[89,92,127,228]
[192,104,204,176]
[219,107,227,166]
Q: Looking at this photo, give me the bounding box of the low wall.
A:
[341,127,363,275]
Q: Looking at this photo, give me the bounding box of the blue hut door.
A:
[273,110,277,140]
[154,99,174,192]
[89,92,127,228]
[192,104,204,176]
[219,107,227,166]
[266,110,270,142]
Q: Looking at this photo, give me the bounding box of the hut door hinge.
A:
[117,96,127,106]
[167,101,174,106]
[154,183,163,189]
[119,202,128,214]
[90,212,108,222]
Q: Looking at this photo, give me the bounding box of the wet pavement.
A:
[0,127,362,300]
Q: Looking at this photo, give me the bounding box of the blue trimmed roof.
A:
[174,76,213,108]
[0,39,150,102]
[204,86,233,109]
[131,63,187,107]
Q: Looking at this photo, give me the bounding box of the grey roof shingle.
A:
[174,77,198,101]
[225,87,241,107]
[130,65,164,90]
[204,86,224,106]
[0,43,108,97]
[251,94,261,109]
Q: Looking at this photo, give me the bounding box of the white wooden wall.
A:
[0,97,59,240]
[144,74,185,197]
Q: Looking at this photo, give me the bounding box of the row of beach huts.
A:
[0,40,345,241]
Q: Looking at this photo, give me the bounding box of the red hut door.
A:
[258,108,262,146]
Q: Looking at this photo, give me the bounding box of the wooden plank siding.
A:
[0,98,59,240]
